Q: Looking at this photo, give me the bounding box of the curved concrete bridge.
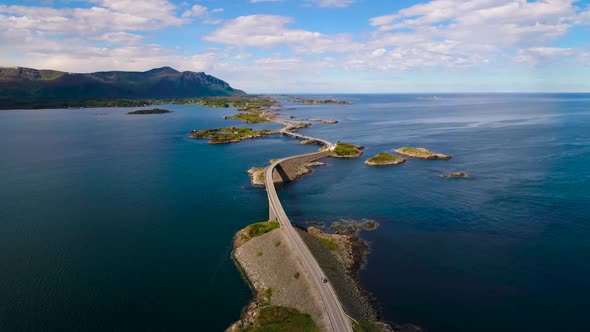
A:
[264,139,353,332]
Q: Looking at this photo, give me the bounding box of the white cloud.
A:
[181,4,224,23]
[362,0,590,70]
[99,32,144,45]
[514,47,575,65]
[0,1,184,34]
[204,15,360,53]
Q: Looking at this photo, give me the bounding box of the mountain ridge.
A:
[0,66,246,108]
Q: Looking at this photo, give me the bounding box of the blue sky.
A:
[1,0,590,92]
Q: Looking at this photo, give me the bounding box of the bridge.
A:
[264,138,353,332]
[279,128,333,147]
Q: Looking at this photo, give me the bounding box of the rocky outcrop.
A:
[247,167,266,187]
[365,152,406,166]
[441,172,469,178]
[394,147,451,160]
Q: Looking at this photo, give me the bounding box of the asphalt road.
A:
[265,147,353,332]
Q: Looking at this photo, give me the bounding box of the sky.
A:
[1,0,590,93]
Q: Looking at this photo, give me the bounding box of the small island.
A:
[330,142,364,158]
[441,172,470,178]
[190,127,275,144]
[127,108,171,115]
[224,113,269,123]
[394,147,452,160]
[290,97,351,105]
[365,152,406,166]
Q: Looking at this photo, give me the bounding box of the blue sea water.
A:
[1,94,589,331]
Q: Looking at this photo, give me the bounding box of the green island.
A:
[190,127,275,144]
[226,113,269,123]
[127,108,171,115]
[330,142,364,158]
[394,147,452,160]
[235,305,320,332]
[365,152,406,166]
[290,97,351,105]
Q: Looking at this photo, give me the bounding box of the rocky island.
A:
[365,152,406,166]
[190,127,275,144]
[329,142,364,158]
[127,108,171,115]
[441,172,470,178]
[394,147,452,160]
[290,97,352,105]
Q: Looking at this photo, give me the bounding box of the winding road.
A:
[264,133,353,332]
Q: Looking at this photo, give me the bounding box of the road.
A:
[265,146,353,332]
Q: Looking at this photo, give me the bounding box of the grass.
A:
[398,147,433,155]
[198,96,278,110]
[293,272,300,279]
[353,321,383,332]
[238,306,320,332]
[227,113,269,123]
[274,240,281,247]
[263,288,273,304]
[366,152,404,164]
[236,220,280,246]
[247,220,280,238]
[320,238,338,251]
[256,251,263,257]
[248,167,266,183]
[332,143,362,157]
[395,147,451,159]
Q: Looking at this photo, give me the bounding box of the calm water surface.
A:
[1,94,589,331]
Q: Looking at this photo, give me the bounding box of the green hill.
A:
[0,66,246,109]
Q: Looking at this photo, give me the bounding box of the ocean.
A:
[1,94,589,331]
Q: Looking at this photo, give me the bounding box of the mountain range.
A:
[0,66,245,109]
